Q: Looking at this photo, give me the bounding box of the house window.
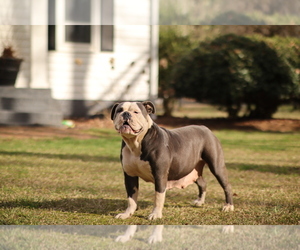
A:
[101,26,114,51]
[48,0,114,52]
[101,0,114,51]
[65,25,91,44]
[65,0,91,44]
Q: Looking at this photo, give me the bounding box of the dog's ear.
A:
[142,101,156,114]
[110,103,120,120]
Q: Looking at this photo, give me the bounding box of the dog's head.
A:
[111,101,155,138]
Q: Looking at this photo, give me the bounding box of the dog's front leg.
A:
[148,190,166,220]
[148,176,167,220]
[115,225,137,243]
[148,225,164,244]
[116,173,139,219]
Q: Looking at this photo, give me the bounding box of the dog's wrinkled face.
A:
[111,101,155,138]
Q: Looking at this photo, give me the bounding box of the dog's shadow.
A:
[0,198,151,216]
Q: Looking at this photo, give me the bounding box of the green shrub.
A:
[172,34,299,118]
[254,35,300,108]
[210,11,265,25]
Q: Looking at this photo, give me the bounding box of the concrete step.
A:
[0,87,63,126]
[0,97,61,113]
[0,87,52,99]
[0,110,63,126]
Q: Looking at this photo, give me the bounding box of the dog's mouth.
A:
[118,121,142,135]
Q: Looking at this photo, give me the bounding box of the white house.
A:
[0,0,159,124]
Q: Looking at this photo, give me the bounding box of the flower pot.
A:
[0,57,23,86]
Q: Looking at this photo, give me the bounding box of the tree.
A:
[172,34,298,119]
[158,26,193,116]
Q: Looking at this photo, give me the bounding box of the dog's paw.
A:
[222,204,234,212]
[148,212,162,220]
[148,225,163,244]
[222,225,234,234]
[115,225,137,243]
[115,235,131,243]
[115,212,131,219]
[148,234,162,244]
[193,198,205,206]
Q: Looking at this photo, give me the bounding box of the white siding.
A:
[50,0,153,102]
[0,0,31,25]
[49,27,151,101]
[1,0,157,103]
[115,0,151,25]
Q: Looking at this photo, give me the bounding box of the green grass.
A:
[0,225,298,249]
[156,102,300,119]
[273,105,300,119]
[156,101,228,118]
[0,126,299,225]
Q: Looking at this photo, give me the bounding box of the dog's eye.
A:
[134,111,139,114]
[117,108,123,113]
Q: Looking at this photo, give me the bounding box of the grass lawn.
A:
[0,225,298,249]
[0,129,299,225]
[0,104,299,225]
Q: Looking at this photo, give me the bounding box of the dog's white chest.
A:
[122,147,154,183]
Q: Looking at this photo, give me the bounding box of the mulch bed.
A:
[0,116,299,139]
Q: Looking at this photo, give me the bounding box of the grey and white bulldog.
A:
[111,101,234,220]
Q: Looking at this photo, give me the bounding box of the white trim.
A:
[149,24,159,100]
[91,0,101,52]
[30,25,49,88]
[31,0,48,25]
[91,0,101,25]
[149,0,159,100]
[55,0,102,53]
[30,0,49,88]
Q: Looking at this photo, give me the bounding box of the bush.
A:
[172,34,298,118]
[210,11,265,25]
[159,27,193,116]
[256,35,300,109]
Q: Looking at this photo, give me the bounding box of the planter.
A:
[0,57,23,86]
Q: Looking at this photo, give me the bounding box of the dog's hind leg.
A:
[194,176,207,206]
[209,164,234,211]
[214,167,234,212]
[203,142,234,212]
[193,161,207,206]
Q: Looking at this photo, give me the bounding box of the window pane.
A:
[101,0,114,51]
[101,0,114,25]
[48,0,56,50]
[48,25,56,50]
[65,25,91,43]
[48,0,55,25]
[65,0,91,23]
[101,25,114,51]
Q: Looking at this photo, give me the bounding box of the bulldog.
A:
[111,101,234,220]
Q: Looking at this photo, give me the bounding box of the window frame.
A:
[54,0,112,53]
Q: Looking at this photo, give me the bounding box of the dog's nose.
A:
[122,112,131,120]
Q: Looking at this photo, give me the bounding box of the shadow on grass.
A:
[0,151,119,162]
[0,225,130,238]
[156,116,300,132]
[0,198,151,216]
[228,163,300,175]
